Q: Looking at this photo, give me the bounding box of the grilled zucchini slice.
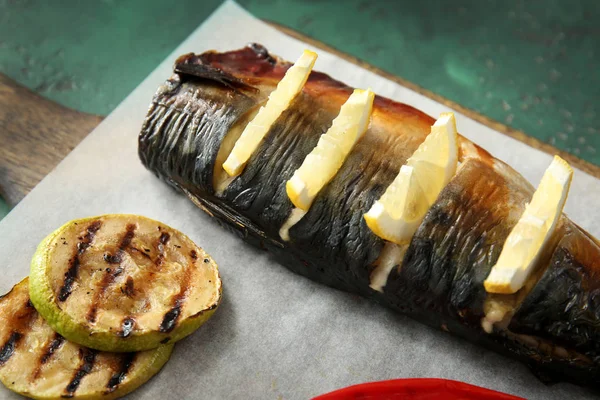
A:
[29,214,222,352]
[0,279,173,400]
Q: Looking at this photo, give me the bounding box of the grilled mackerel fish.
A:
[138,44,600,388]
[0,279,172,400]
[29,214,222,352]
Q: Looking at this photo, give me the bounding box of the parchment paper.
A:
[1,2,599,399]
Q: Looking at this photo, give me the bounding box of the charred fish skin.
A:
[138,60,261,196]
[185,180,600,390]
[141,44,433,294]
[181,190,359,293]
[510,224,600,357]
[286,117,417,292]
[220,92,328,239]
[381,158,600,387]
[138,43,600,390]
[220,47,428,293]
[383,159,528,326]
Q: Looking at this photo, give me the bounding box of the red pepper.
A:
[312,378,525,400]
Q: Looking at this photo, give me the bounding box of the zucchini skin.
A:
[139,44,600,391]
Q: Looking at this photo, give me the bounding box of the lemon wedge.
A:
[223,49,318,177]
[364,112,459,244]
[286,88,375,210]
[484,156,573,294]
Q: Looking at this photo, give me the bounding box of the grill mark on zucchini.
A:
[159,250,194,333]
[0,298,37,365]
[58,220,102,302]
[101,223,136,266]
[159,232,170,245]
[63,348,97,397]
[159,307,181,333]
[105,352,137,394]
[155,232,171,267]
[131,246,152,260]
[87,224,136,323]
[0,332,23,366]
[122,276,135,297]
[32,333,65,379]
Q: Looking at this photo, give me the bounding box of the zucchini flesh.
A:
[29,214,222,352]
[0,279,173,400]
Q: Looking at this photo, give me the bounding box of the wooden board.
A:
[1,22,598,207]
[0,73,102,206]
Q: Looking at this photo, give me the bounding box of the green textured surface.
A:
[0,0,599,219]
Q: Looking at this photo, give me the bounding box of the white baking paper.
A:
[1,2,599,399]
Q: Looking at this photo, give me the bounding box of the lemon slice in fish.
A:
[484,156,573,294]
[286,88,375,211]
[364,113,459,244]
[223,49,318,177]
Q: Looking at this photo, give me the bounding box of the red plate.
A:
[312,378,525,400]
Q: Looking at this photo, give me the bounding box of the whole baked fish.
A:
[138,44,600,389]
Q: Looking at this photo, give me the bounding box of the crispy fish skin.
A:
[383,158,599,386]
[138,44,600,389]
[384,159,531,327]
[140,45,434,293]
[510,224,600,356]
